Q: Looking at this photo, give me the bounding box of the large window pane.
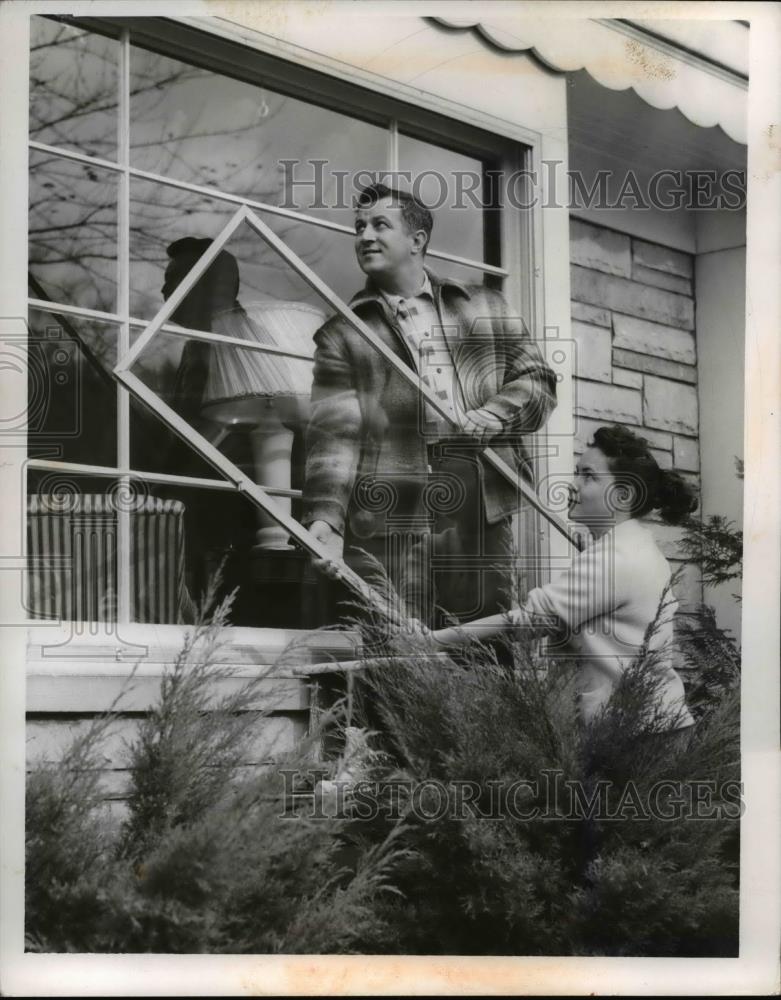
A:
[27,309,117,467]
[129,45,387,227]
[399,133,490,268]
[29,149,118,313]
[30,16,118,161]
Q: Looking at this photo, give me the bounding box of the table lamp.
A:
[200,299,325,551]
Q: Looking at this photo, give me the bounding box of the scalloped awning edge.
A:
[432,17,747,146]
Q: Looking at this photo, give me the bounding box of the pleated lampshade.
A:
[202,299,325,404]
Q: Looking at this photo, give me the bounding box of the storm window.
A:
[27,15,531,629]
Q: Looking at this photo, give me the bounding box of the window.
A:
[28,14,538,629]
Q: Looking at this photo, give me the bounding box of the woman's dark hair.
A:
[590,424,699,525]
[165,236,240,301]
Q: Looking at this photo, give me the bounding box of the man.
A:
[302,183,557,626]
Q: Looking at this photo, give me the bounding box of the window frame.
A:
[26,14,570,627]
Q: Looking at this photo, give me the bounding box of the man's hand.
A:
[308,520,345,574]
[462,407,504,443]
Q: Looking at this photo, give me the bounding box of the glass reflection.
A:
[27,309,117,467]
[30,16,119,161]
[129,45,387,226]
[29,150,118,313]
[399,132,490,274]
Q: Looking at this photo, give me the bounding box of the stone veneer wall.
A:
[569,217,702,609]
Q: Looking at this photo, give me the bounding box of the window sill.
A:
[26,622,360,713]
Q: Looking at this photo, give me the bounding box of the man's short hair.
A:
[355,183,433,253]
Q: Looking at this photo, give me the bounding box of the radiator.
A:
[26,494,191,624]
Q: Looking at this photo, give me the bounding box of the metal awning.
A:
[432,17,748,145]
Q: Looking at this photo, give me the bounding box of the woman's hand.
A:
[380,617,447,656]
[429,623,475,647]
[432,612,517,646]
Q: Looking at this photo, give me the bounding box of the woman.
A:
[431,424,698,736]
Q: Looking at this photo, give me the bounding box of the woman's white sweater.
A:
[515,518,695,729]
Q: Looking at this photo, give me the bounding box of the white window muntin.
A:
[28,15,569,624]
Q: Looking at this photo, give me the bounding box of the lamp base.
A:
[252,532,295,553]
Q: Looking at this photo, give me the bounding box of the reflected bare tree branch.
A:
[29,16,328,322]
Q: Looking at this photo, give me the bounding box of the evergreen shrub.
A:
[26,575,740,955]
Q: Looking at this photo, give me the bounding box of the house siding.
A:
[25,624,357,814]
[569,217,703,611]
